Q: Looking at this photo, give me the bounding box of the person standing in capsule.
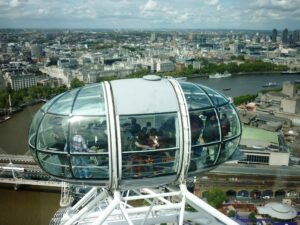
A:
[70,123,91,178]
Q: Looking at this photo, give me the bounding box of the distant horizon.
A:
[0,27,296,33]
[0,0,299,31]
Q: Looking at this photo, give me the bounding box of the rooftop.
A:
[256,202,297,220]
[241,127,278,147]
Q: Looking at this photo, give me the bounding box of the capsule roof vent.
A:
[143,74,162,81]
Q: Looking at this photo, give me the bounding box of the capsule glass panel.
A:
[40,93,64,112]
[68,116,109,180]
[217,104,241,140]
[181,81,241,175]
[29,109,44,148]
[28,110,44,161]
[217,138,240,164]
[37,151,72,178]
[29,84,110,183]
[72,84,106,116]
[47,89,79,115]
[179,82,213,109]
[36,114,68,151]
[200,85,229,106]
[120,113,179,179]
[189,143,221,172]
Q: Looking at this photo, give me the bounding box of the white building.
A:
[238,147,290,166]
[280,98,300,114]
[4,73,36,90]
[40,66,70,86]
[156,60,175,72]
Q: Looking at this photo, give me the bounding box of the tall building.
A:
[272,29,277,43]
[282,28,289,44]
[293,30,300,43]
[188,32,193,41]
[150,33,156,42]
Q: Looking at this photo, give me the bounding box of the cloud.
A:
[0,0,299,29]
[9,0,20,8]
[144,0,158,11]
[202,0,219,6]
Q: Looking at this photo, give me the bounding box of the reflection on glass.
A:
[70,155,109,179]
[68,116,109,179]
[189,111,204,146]
[72,84,106,116]
[37,152,71,178]
[68,116,108,152]
[29,110,44,148]
[189,143,220,172]
[179,82,213,109]
[218,104,241,140]
[37,114,68,151]
[120,113,179,179]
[201,109,220,144]
[34,115,109,180]
[200,85,229,106]
[217,138,240,164]
[47,89,79,115]
[203,144,220,166]
[40,93,63,112]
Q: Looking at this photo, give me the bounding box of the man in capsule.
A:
[70,124,91,178]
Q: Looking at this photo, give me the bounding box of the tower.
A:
[282,28,289,44]
[272,28,277,43]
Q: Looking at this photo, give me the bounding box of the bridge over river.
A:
[0,154,299,196]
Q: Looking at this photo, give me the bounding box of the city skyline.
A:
[0,0,300,30]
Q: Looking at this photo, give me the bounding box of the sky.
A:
[0,0,300,30]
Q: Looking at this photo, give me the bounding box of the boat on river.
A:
[0,115,11,123]
[209,72,232,79]
[0,95,12,123]
[262,82,278,87]
[280,70,300,75]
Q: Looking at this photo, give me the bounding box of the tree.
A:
[70,78,85,89]
[205,188,227,208]
[233,94,257,106]
[228,209,236,217]
[248,212,257,224]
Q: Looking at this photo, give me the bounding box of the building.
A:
[280,97,300,114]
[238,147,290,166]
[193,61,201,70]
[150,33,156,42]
[282,28,289,44]
[292,30,300,43]
[256,202,297,222]
[272,29,277,43]
[37,77,63,88]
[40,66,69,86]
[57,58,78,68]
[31,44,43,59]
[237,127,290,166]
[229,43,239,54]
[4,73,36,90]
[156,60,175,72]
[282,81,296,98]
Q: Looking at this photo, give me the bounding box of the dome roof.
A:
[257,202,297,220]
[28,77,242,189]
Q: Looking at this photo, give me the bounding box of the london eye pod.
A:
[28,75,242,190]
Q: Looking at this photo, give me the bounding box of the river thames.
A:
[0,73,300,225]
